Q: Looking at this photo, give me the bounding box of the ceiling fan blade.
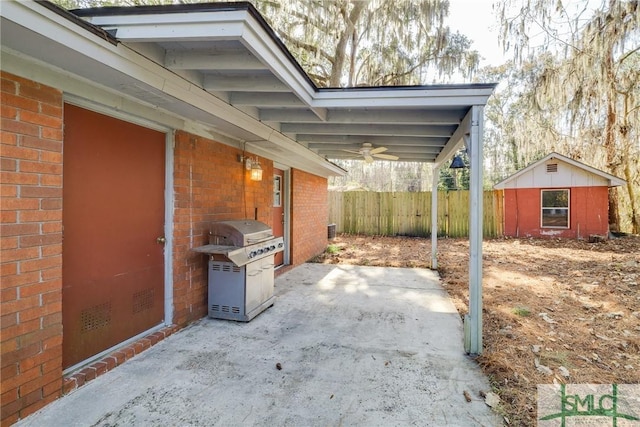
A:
[341,149,362,154]
[373,153,399,160]
[364,154,374,163]
[369,146,388,154]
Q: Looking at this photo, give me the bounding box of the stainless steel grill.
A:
[192,220,284,321]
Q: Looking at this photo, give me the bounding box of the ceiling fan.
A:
[341,142,399,163]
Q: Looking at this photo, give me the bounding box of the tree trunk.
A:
[330,2,365,87]
[623,160,639,234]
[604,52,621,232]
[347,29,357,86]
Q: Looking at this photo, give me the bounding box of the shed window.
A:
[541,189,569,228]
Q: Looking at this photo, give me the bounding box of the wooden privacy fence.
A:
[328,190,504,238]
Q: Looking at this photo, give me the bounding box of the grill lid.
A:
[209,220,273,247]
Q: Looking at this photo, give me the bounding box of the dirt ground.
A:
[312,234,640,426]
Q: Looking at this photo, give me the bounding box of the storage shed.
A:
[494,152,626,239]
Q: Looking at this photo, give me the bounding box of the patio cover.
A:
[0,1,496,354]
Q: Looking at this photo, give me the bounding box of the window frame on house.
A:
[540,189,570,229]
[273,174,282,207]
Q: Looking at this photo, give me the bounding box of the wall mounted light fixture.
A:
[250,158,263,181]
[241,155,263,181]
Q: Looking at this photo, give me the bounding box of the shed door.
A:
[62,104,165,369]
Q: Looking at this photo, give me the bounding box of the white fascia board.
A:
[314,86,495,100]
[312,95,492,109]
[100,21,246,42]
[84,9,250,41]
[311,87,494,109]
[238,17,316,102]
[236,13,328,121]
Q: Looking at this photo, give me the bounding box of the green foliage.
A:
[325,244,340,254]
[511,306,531,317]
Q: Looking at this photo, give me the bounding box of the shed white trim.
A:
[494,152,626,189]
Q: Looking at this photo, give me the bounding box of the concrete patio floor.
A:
[16,264,501,426]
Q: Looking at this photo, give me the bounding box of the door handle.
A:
[157,236,166,245]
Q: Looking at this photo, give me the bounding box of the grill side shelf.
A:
[191,244,239,254]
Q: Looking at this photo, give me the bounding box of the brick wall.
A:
[171,131,273,326]
[0,74,331,424]
[1,72,64,425]
[290,169,328,263]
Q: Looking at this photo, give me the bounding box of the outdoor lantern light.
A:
[242,155,263,182]
[449,155,465,169]
[250,158,263,181]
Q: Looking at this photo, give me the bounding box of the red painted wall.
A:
[503,186,609,239]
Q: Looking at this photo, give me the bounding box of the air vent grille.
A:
[546,163,558,173]
[133,288,155,314]
[81,302,112,333]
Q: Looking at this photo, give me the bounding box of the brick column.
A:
[1,72,64,425]
[290,169,328,264]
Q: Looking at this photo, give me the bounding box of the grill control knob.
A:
[278,242,284,248]
[270,245,276,250]
[257,249,264,255]
[249,251,257,258]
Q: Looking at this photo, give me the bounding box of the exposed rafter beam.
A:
[260,109,318,122]
[230,92,304,106]
[321,152,438,161]
[309,144,442,154]
[165,50,267,70]
[203,74,289,92]
[296,134,448,146]
[281,123,456,137]
[309,107,328,122]
[259,108,464,124]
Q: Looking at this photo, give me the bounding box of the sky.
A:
[447,0,507,66]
